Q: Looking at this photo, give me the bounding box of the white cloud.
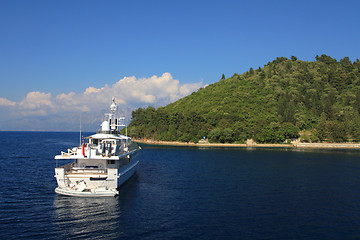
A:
[0,97,16,107]
[84,86,103,94]
[18,92,53,109]
[0,73,204,130]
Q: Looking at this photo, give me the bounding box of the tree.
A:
[208,128,222,143]
[278,91,295,123]
[249,67,254,75]
[316,54,337,65]
[280,123,300,139]
[220,128,234,143]
[326,121,346,142]
[354,91,360,114]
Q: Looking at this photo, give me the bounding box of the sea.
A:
[1,131,360,239]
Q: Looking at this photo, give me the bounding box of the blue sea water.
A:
[1,132,360,239]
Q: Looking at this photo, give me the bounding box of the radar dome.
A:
[101,120,110,131]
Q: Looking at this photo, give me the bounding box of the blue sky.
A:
[0,0,360,130]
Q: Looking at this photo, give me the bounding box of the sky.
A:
[0,0,360,131]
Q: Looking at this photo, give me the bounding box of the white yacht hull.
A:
[55,160,139,197]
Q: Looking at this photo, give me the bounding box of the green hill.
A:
[127,55,360,143]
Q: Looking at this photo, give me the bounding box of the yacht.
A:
[54,98,141,197]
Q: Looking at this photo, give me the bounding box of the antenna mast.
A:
[126,114,128,143]
[79,113,82,146]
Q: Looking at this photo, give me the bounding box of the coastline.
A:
[133,139,360,149]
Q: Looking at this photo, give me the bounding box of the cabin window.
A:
[93,139,98,145]
[107,160,115,164]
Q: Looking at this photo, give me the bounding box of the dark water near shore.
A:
[1,132,360,239]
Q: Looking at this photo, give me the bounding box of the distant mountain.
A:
[127,55,360,143]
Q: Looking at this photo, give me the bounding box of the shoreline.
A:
[133,139,360,149]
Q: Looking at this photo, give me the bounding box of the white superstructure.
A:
[54,98,141,197]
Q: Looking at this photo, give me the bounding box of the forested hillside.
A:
[127,55,360,143]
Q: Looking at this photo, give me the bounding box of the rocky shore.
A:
[133,139,360,149]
